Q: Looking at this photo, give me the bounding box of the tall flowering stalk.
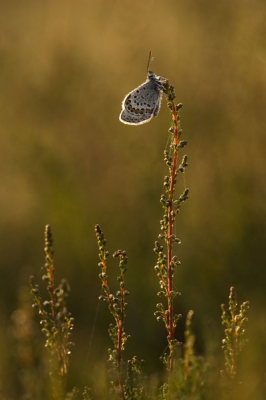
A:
[30,225,74,397]
[154,81,189,372]
[95,224,130,400]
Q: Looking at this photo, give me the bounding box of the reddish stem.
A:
[48,258,66,376]
[231,318,237,381]
[167,105,179,371]
[117,272,126,399]
[101,254,125,399]
[48,262,57,322]
[117,318,125,400]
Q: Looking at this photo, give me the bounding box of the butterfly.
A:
[119,52,165,125]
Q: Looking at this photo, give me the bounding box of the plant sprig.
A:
[154,81,189,372]
[221,286,250,390]
[95,224,130,399]
[30,225,74,397]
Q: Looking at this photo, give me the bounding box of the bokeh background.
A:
[1,0,266,398]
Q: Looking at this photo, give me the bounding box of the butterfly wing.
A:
[119,75,162,125]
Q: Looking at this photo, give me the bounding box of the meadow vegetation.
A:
[1,1,265,398]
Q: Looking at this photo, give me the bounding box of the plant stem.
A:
[167,101,180,371]
[95,226,128,399]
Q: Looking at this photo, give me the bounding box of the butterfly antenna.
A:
[147,50,154,72]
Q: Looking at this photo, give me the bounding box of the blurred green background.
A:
[1,0,266,397]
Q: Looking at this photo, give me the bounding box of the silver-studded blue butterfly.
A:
[119,53,165,125]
